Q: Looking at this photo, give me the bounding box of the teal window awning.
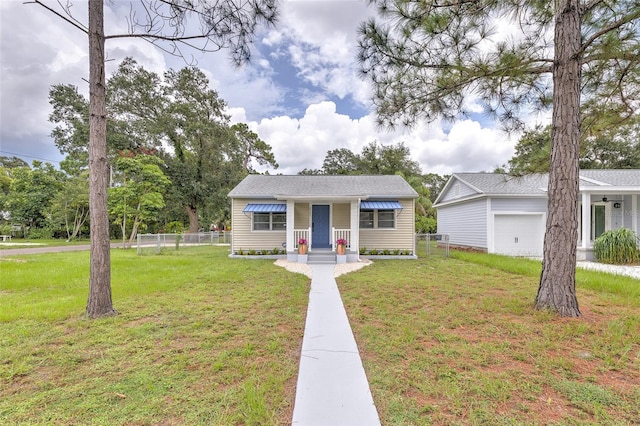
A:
[360,201,402,210]
[243,203,287,213]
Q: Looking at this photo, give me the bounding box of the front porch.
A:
[284,198,362,263]
[578,191,640,261]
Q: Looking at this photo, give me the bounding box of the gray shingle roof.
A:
[437,170,640,205]
[579,170,640,186]
[228,175,418,198]
[453,173,549,195]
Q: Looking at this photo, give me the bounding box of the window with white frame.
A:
[253,212,286,231]
[359,209,395,229]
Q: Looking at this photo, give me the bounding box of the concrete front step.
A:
[307,252,336,264]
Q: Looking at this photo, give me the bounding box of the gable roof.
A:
[434,170,640,206]
[453,173,549,195]
[228,175,418,199]
[579,170,640,187]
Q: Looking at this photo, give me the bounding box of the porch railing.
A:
[332,228,351,250]
[294,228,311,249]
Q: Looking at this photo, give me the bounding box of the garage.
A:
[493,214,544,257]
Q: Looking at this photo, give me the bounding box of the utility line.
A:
[0,150,61,164]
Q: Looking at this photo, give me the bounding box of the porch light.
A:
[602,196,607,202]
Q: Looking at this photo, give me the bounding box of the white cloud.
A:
[239,102,513,175]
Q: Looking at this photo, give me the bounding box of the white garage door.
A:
[494,214,544,257]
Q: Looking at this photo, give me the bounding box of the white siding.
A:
[437,199,488,249]
[490,197,547,212]
[439,178,479,203]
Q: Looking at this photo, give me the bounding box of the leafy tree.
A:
[32,0,278,318]
[161,66,241,232]
[359,0,640,317]
[298,168,323,175]
[230,123,278,173]
[580,118,640,169]
[509,120,640,174]
[508,125,553,175]
[423,173,449,204]
[358,141,422,176]
[402,174,437,233]
[108,153,170,247]
[0,156,29,169]
[49,172,90,241]
[322,148,359,175]
[5,161,64,236]
[308,141,423,177]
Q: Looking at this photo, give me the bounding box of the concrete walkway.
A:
[292,263,380,426]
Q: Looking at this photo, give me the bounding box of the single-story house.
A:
[434,170,640,260]
[228,175,418,261]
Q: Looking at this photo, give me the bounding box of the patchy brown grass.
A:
[338,254,640,425]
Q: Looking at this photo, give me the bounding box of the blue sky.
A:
[0,0,526,175]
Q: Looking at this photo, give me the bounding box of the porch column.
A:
[286,200,295,252]
[581,191,590,248]
[350,199,360,258]
[633,195,638,235]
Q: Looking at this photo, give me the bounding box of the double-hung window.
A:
[359,209,395,229]
[253,212,286,231]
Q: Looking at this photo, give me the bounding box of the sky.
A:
[0,0,538,176]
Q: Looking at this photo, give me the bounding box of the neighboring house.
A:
[228,175,418,260]
[434,170,640,260]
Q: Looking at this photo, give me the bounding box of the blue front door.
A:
[312,205,331,248]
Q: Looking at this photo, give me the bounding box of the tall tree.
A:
[509,120,640,174]
[321,148,359,175]
[108,152,170,246]
[161,66,235,232]
[359,0,640,317]
[508,125,553,175]
[230,123,278,173]
[32,0,278,318]
[49,171,90,241]
[5,161,65,236]
[358,141,422,176]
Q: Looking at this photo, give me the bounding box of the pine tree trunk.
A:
[86,0,117,319]
[536,0,582,317]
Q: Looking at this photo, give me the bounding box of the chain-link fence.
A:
[415,233,450,257]
[137,231,231,255]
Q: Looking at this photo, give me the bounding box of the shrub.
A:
[0,223,13,236]
[165,221,184,233]
[27,227,53,239]
[369,249,378,255]
[593,228,640,264]
[237,248,245,255]
[359,247,367,255]
[248,249,256,256]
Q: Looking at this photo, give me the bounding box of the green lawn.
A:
[2,245,639,425]
[0,247,309,425]
[0,238,94,250]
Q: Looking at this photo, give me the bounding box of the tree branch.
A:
[26,0,88,34]
[579,8,640,56]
